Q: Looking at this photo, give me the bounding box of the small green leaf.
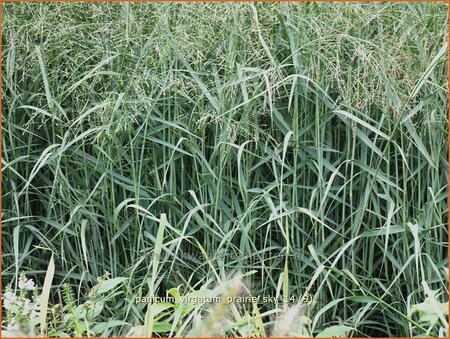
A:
[299,315,312,326]
[91,320,129,334]
[72,305,87,319]
[93,277,127,295]
[185,288,212,300]
[88,301,104,318]
[167,286,182,303]
[153,322,173,333]
[151,302,175,317]
[316,325,354,337]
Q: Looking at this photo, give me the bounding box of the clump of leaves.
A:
[2,272,128,337]
[410,282,448,338]
[127,277,243,337]
[127,276,353,338]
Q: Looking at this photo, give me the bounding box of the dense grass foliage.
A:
[2,2,448,337]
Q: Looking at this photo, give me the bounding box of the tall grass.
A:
[2,2,448,337]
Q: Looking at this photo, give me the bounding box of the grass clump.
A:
[2,2,448,337]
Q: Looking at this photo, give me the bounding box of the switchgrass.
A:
[2,2,448,337]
